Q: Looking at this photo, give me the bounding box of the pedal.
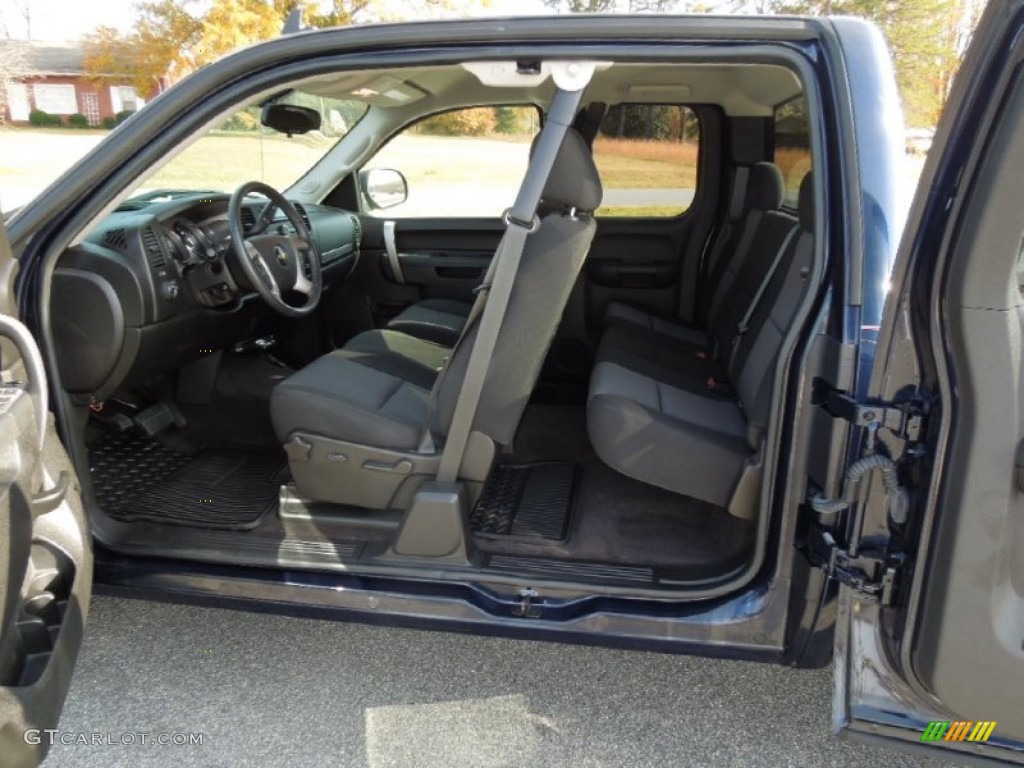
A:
[133,401,187,436]
[93,410,134,433]
[233,335,276,354]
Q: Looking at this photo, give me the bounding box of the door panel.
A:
[365,215,700,328]
[0,254,91,767]
[383,218,503,301]
[363,217,504,314]
[834,1,1024,761]
[583,216,695,335]
[904,50,1024,744]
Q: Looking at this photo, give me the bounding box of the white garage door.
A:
[32,84,78,115]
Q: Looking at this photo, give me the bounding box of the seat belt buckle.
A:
[705,376,735,399]
[502,208,540,233]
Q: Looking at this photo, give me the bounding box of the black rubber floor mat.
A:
[91,433,284,530]
[471,462,576,542]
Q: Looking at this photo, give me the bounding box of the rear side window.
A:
[773,96,812,208]
[592,104,700,218]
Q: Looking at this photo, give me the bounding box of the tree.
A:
[765,0,964,127]
[627,0,681,10]
[542,0,618,12]
[194,0,282,67]
[417,107,497,136]
[84,1,205,96]
[83,0,496,97]
[543,0,696,9]
[273,0,373,27]
[0,0,31,38]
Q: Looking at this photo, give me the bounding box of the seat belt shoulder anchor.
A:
[502,209,540,233]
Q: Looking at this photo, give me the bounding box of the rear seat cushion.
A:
[597,321,727,395]
[604,302,710,349]
[587,361,750,507]
[385,298,472,347]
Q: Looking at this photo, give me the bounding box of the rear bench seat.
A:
[602,161,788,354]
[587,173,815,509]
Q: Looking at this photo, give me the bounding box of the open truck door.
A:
[828,1,1024,763]
[0,211,92,768]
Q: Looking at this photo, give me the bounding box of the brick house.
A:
[1,40,146,126]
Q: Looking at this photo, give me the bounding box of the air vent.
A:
[240,207,255,231]
[102,228,127,251]
[293,202,311,229]
[350,215,362,249]
[141,227,166,269]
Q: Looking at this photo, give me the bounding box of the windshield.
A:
[133,92,368,200]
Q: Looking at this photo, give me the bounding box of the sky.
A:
[0,0,552,42]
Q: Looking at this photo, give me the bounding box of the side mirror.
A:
[261,103,320,136]
[359,168,408,211]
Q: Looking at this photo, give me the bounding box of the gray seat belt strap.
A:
[436,82,587,483]
[728,165,750,221]
[728,224,800,372]
[416,230,503,454]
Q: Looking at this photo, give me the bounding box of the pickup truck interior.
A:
[50,56,818,596]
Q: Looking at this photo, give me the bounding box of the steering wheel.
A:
[228,181,323,317]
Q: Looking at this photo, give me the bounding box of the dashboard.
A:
[51,191,361,401]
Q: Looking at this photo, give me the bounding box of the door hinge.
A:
[813,381,928,443]
[513,588,542,618]
[808,527,905,605]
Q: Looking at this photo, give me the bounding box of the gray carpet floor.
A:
[473,404,754,577]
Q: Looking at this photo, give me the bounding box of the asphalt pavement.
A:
[36,595,965,768]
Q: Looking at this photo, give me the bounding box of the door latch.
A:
[512,588,542,618]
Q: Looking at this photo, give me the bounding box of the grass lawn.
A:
[592,137,698,189]
[1,126,693,191]
[144,131,335,191]
[597,205,684,218]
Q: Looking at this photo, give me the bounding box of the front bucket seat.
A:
[270,127,602,510]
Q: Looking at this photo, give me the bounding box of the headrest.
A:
[798,171,814,232]
[743,162,784,215]
[529,128,603,214]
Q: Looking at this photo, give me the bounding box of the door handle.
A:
[382,220,405,284]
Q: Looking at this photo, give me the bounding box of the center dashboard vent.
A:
[141,227,166,270]
[240,207,256,231]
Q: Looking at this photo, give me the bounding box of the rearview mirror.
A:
[360,168,408,210]
[261,103,321,136]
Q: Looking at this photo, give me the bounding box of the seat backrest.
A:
[699,162,786,328]
[431,128,603,446]
[731,171,816,445]
[707,191,799,358]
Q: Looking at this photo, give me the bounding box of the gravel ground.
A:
[39,595,961,768]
